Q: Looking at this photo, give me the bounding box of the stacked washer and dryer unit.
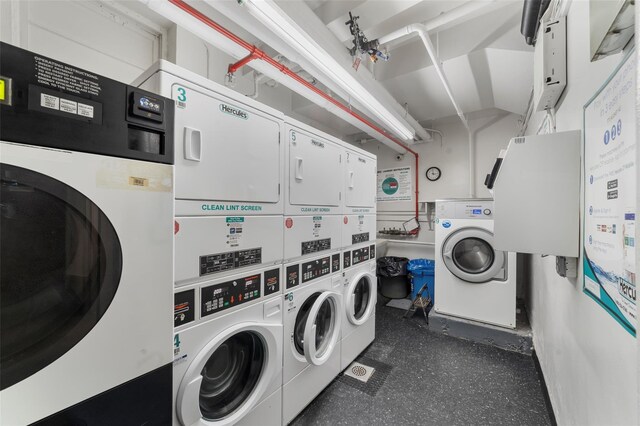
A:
[281,118,346,424]
[340,145,378,370]
[136,61,378,426]
[135,61,285,426]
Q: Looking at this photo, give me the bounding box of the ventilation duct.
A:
[520,0,551,45]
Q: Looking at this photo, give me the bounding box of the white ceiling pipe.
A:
[140,0,407,154]
[414,26,470,131]
[378,1,498,46]
[204,0,431,143]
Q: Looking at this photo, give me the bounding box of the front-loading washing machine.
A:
[340,243,377,370]
[0,43,174,424]
[434,199,516,328]
[282,251,343,425]
[173,265,284,426]
[134,61,285,282]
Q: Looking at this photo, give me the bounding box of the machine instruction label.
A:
[200,248,262,276]
[583,48,636,336]
[352,232,370,245]
[174,289,195,328]
[343,251,351,269]
[34,55,102,96]
[301,238,331,255]
[286,264,299,289]
[332,254,341,273]
[29,84,102,123]
[377,167,412,201]
[264,268,280,296]
[202,204,263,212]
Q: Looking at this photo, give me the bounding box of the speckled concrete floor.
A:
[290,302,552,426]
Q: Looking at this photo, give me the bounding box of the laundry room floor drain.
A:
[343,362,375,383]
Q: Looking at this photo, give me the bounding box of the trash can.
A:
[377,256,410,299]
[407,259,435,303]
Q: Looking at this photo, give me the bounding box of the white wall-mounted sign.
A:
[583,48,636,336]
[377,167,412,201]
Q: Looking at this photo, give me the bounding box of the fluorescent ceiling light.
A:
[241,0,415,141]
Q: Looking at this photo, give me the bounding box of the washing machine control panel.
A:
[352,246,370,266]
[437,200,494,220]
[201,273,261,317]
[301,256,331,284]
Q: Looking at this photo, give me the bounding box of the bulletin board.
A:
[583,48,636,336]
[377,167,412,201]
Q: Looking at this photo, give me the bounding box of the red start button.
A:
[344,216,348,224]
[285,217,294,229]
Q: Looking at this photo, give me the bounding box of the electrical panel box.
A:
[533,16,567,112]
[489,130,581,257]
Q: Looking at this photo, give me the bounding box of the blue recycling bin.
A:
[407,259,435,303]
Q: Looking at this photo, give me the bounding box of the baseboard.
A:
[532,349,558,426]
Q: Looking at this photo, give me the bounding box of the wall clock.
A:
[426,166,441,181]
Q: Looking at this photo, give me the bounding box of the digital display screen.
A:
[472,209,482,215]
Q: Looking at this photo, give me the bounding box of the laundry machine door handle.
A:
[303,291,342,366]
[184,127,202,161]
[443,250,453,260]
[348,171,355,189]
[295,157,304,180]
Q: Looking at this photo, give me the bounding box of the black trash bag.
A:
[376,256,409,277]
[377,256,410,299]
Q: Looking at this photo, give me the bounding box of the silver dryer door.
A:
[441,227,506,283]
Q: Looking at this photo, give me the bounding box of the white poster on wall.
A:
[377,167,412,201]
[583,48,636,336]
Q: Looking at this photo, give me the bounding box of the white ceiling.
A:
[131,0,534,141]
[294,0,534,136]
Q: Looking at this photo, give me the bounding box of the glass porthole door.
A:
[347,272,376,325]
[293,291,342,366]
[0,164,122,390]
[441,228,506,283]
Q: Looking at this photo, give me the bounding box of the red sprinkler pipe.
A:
[228,46,264,74]
[167,0,421,221]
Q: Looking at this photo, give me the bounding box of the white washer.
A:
[340,243,377,370]
[434,199,516,329]
[134,61,285,281]
[0,44,174,424]
[282,252,343,425]
[173,265,284,426]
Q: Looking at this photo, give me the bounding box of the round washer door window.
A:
[353,277,371,319]
[294,292,322,356]
[347,272,376,325]
[441,227,505,283]
[293,291,341,366]
[0,164,122,390]
[452,237,495,274]
[199,331,265,420]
